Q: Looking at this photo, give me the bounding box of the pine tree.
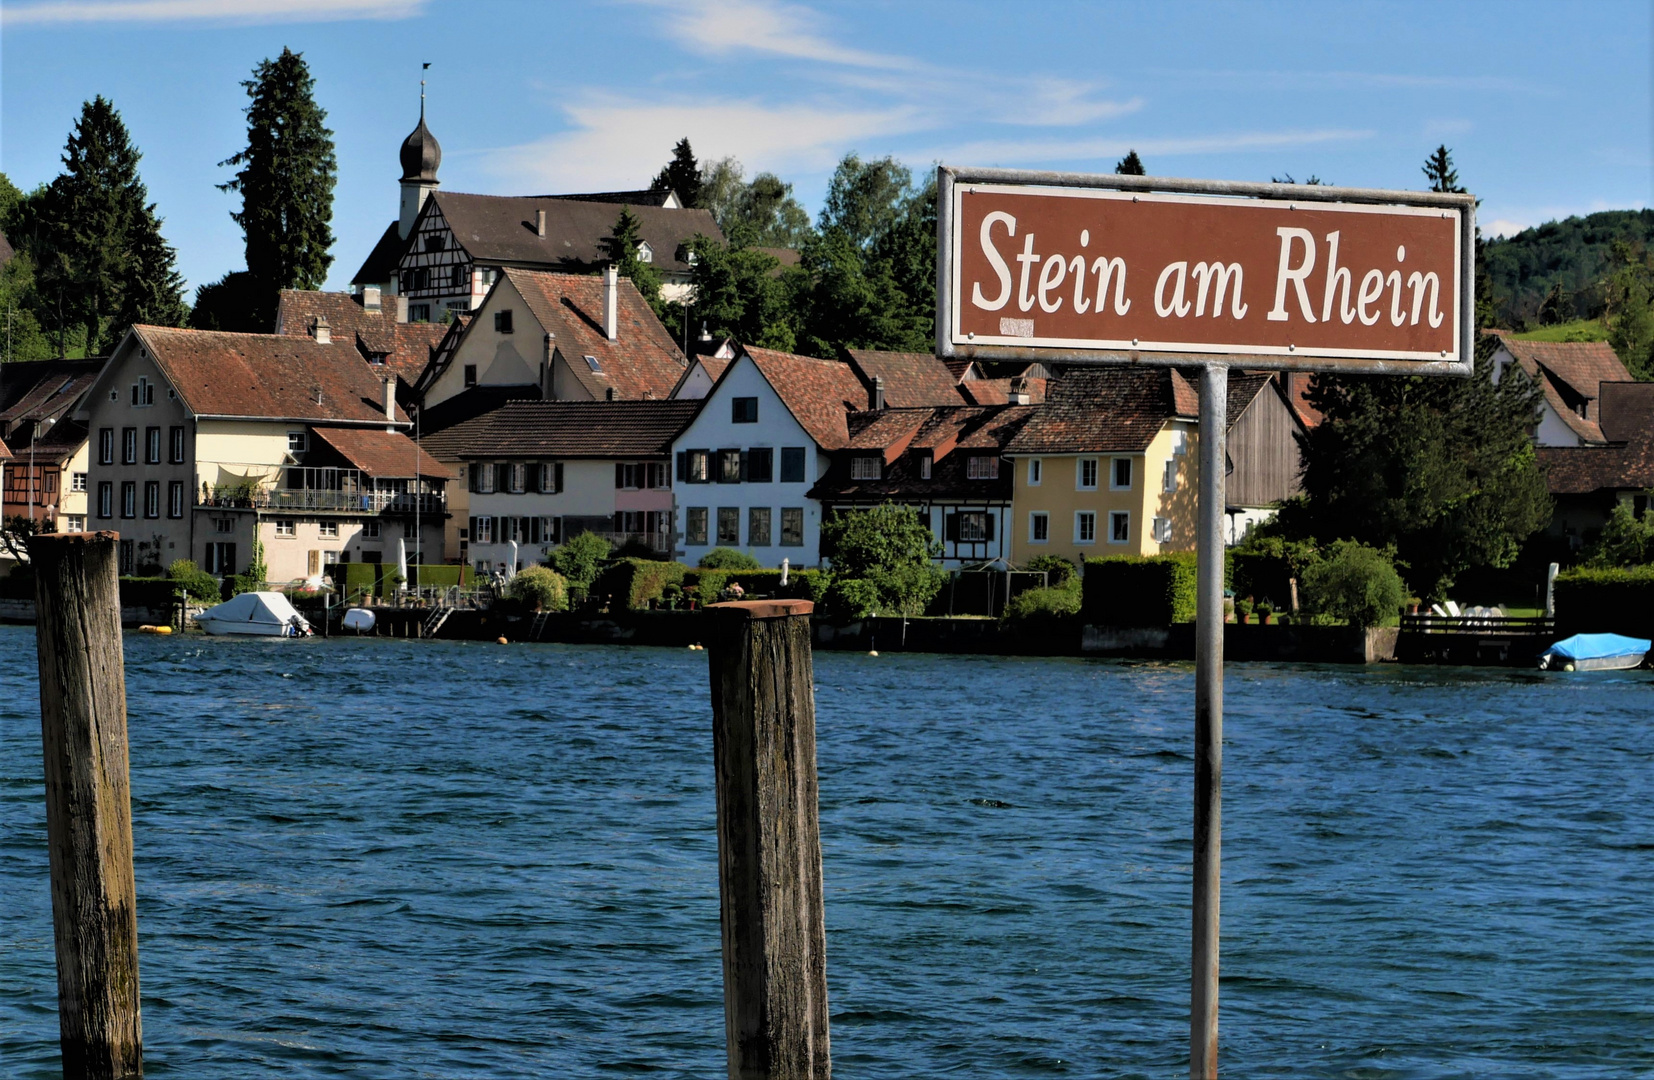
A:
[599,206,664,313]
[29,96,185,354]
[652,138,702,208]
[219,48,337,330]
[1422,145,1461,193]
[1115,150,1145,176]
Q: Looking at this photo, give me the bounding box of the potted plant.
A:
[1256,601,1274,625]
[662,583,683,610]
[1234,598,1254,625]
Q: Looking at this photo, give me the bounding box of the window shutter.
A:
[616,463,625,488]
[945,513,960,542]
[676,451,687,482]
[554,463,564,494]
[467,465,479,494]
[984,513,996,541]
[739,450,749,482]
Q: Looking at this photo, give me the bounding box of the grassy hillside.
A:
[1511,318,1610,343]
[1483,208,1654,327]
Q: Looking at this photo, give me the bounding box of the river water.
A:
[2,625,1651,1078]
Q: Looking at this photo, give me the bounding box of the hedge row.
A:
[1554,566,1654,638]
[594,557,686,610]
[682,568,831,607]
[1082,553,1199,626]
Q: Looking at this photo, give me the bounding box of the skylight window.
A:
[584,355,603,372]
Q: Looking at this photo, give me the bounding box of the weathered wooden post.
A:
[28,531,144,1079]
[705,599,831,1080]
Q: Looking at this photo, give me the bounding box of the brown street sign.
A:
[937,166,1477,374]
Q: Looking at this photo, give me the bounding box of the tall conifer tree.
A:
[1115,150,1146,176]
[31,96,185,354]
[219,48,337,329]
[652,138,703,208]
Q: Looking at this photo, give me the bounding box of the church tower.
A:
[398,90,441,239]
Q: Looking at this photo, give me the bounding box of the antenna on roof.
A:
[420,62,430,119]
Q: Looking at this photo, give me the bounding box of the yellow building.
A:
[1005,368,1287,565]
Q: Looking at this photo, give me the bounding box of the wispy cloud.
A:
[483,96,926,194]
[1160,68,1538,94]
[646,0,911,69]
[1,0,419,26]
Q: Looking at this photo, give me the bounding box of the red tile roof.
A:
[958,377,1048,406]
[275,290,448,387]
[0,359,103,432]
[1535,381,1654,494]
[846,349,966,407]
[451,399,699,458]
[812,405,1034,502]
[741,347,868,450]
[1004,367,1262,454]
[504,268,686,401]
[131,325,409,425]
[1490,332,1630,444]
[309,426,455,480]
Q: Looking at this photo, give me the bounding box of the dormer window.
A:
[918,454,932,480]
[966,455,998,479]
[851,457,881,480]
[637,241,653,263]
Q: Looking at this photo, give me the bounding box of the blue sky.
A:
[3,0,1649,298]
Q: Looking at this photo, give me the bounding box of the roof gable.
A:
[502,268,686,400]
[427,192,721,274]
[739,347,867,450]
[845,349,966,408]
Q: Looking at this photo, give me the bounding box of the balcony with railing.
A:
[198,466,446,516]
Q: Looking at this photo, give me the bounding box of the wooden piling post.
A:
[706,599,830,1080]
[27,531,144,1079]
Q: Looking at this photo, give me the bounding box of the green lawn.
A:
[1511,319,1610,343]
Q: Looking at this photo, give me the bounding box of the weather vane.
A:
[420,61,430,117]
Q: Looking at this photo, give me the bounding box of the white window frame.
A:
[509,463,526,494]
[918,454,932,480]
[274,519,296,538]
[1027,458,1042,486]
[850,456,881,480]
[318,520,340,538]
[1110,510,1130,544]
[966,455,999,480]
[1110,457,1133,491]
[1075,510,1096,544]
[66,515,86,533]
[1164,459,1179,493]
[287,431,307,454]
[71,472,88,492]
[1028,511,1049,544]
[1153,516,1173,543]
[1077,457,1099,491]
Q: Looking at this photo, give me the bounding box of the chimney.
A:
[870,375,885,411]
[313,315,331,345]
[362,285,382,311]
[536,209,547,237]
[603,263,618,341]
[395,295,409,323]
[1009,376,1031,405]
[383,376,397,423]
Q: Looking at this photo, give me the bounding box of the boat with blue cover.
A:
[1538,633,1650,672]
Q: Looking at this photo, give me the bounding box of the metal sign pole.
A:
[1192,362,1227,1079]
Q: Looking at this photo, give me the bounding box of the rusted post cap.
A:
[706,599,815,619]
[26,530,120,547]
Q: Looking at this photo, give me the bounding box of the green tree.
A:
[508,565,569,611]
[1603,240,1654,378]
[1290,344,1551,600]
[1300,541,1408,628]
[1421,144,1497,328]
[686,234,801,351]
[1115,150,1145,176]
[698,547,761,569]
[1585,499,1654,568]
[821,502,947,616]
[652,137,703,208]
[1537,281,1573,326]
[218,48,336,331]
[1422,144,1460,193]
[599,205,665,315]
[548,531,611,590]
[27,97,185,354]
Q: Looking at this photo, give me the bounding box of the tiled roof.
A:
[546,189,678,207]
[131,325,409,425]
[309,426,455,480]
[1280,372,1324,429]
[846,349,965,408]
[1491,332,1630,445]
[741,347,868,450]
[0,358,103,432]
[1535,381,1654,494]
[414,384,541,462]
[668,354,731,399]
[958,377,1048,406]
[503,268,686,401]
[275,290,447,387]
[1006,368,1184,454]
[350,221,407,286]
[1599,382,1654,442]
[812,405,1034,502]
[0,439,10,460]
[452,399,699,459]
[430,192,721,275]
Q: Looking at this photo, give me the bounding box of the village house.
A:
[274,287,449,401]
[451,399,698,574]
[350,110,720,321]
[671,347,867,567]
[1536,380,1654,550]
[1003,367,1280,564]
[79,326,452,581]
[0,359,100,530]
[1488,332,1633,447]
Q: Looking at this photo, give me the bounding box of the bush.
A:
[1554,565,1654,638]
[1024,554,1078,589]
[822,503,946,616]
[508,566,569,612]
[698,547,762,570]
[1299,541,1407,629]
[783,569,832,604]
[548,532,611,590]
[1002,585,1082,622]
[594,558,686,610]
[1585,501,1654,568]
[822,577,880,622]
[167,559,221,603]
[1082,553,1199,626]
[1229,534,1318,612]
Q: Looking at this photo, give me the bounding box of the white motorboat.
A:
[194,591,313,637]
